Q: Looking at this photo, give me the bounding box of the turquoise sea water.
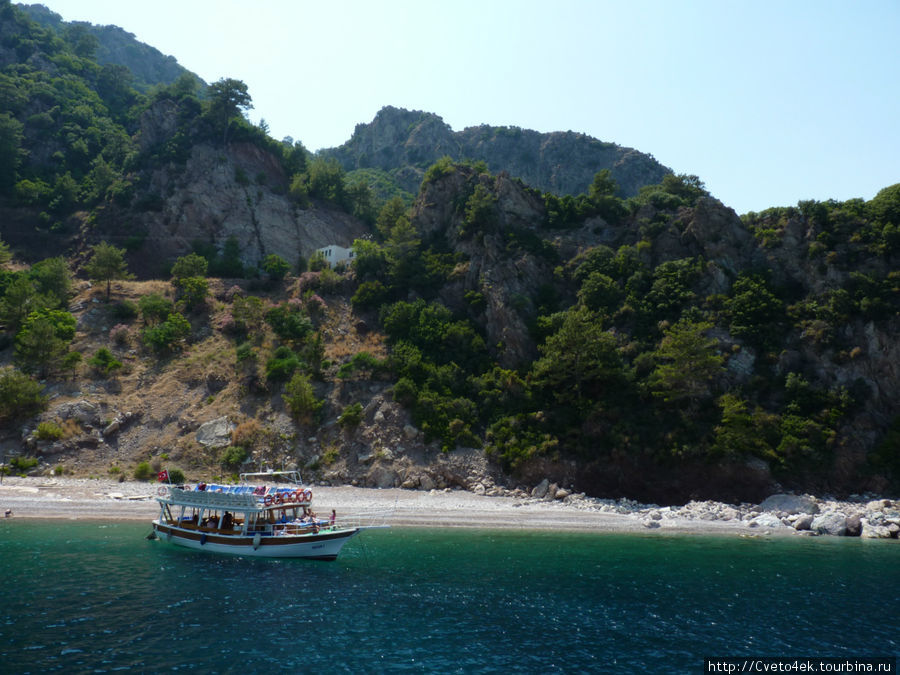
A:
[0,521,898,673]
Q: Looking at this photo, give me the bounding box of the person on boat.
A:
[330,509,336,526]
[197,482,207,491]
[222,512,233,529]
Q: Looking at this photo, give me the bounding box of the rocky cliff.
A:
[322,106,670,199]
[95,102,367,275]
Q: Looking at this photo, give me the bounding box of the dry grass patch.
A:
[232,417,263,448]
[319,298,388,363]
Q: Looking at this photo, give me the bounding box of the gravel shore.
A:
[3,477,896,538]
[0,476,757,535]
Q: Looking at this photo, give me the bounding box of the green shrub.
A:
[14,309,77,375]
[336,352,390,379]
[220,445,249,470]
[35,421,64,441]
[338,402,364,428]
[265,303,312,344]
[133,461,153,480]
[88,347,123,376]
[462,184,497,236]
[142,313,191,353]
[283,372,322,424]
[484,414,559,470]
[351,280,388,310]
[167,467,186,485]
[321,446,340,465]
[265,346,301,381]
[308,251,328,272]
[262,254,290,281]
[0,367,47,423]
[170,253,208,280]
[235,342,257,362]
[138,293,173,324]
[110,300,139,321]
[173,276,209,309]
[62,351,82,372]
[392,377,419,407]
[10,456,39,473]
[423,156,455,184]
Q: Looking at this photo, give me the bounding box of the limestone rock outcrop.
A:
[322,105,670,198]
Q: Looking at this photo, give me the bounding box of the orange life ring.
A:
[303,488,312,502]
[290,490,300,503]
[157,486,168,496]
[263,495,273,506]
[275,493,284,505]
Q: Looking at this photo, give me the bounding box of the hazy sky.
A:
[30,0,899,214]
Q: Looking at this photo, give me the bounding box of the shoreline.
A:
[1,477,897,539]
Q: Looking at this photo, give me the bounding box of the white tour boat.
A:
[151,471,388,560]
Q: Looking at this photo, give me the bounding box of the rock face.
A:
[322,106,671,198]
[411,166,552,367]
[101,103,369,275]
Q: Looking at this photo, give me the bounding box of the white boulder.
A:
[757,494,819,515]
[195,416,234,448]
[811,512,848,536]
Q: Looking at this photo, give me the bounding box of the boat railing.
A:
[159,487,258,509]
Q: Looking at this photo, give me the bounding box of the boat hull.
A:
[152,521,361,560]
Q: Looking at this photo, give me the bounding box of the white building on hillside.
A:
[315,245,355,268]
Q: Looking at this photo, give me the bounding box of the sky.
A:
[29,0,900,214]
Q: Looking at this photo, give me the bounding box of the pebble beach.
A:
[2,476,897,539]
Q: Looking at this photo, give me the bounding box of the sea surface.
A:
[0,521,897,673]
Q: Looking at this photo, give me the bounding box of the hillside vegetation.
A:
[1,2,898,502]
